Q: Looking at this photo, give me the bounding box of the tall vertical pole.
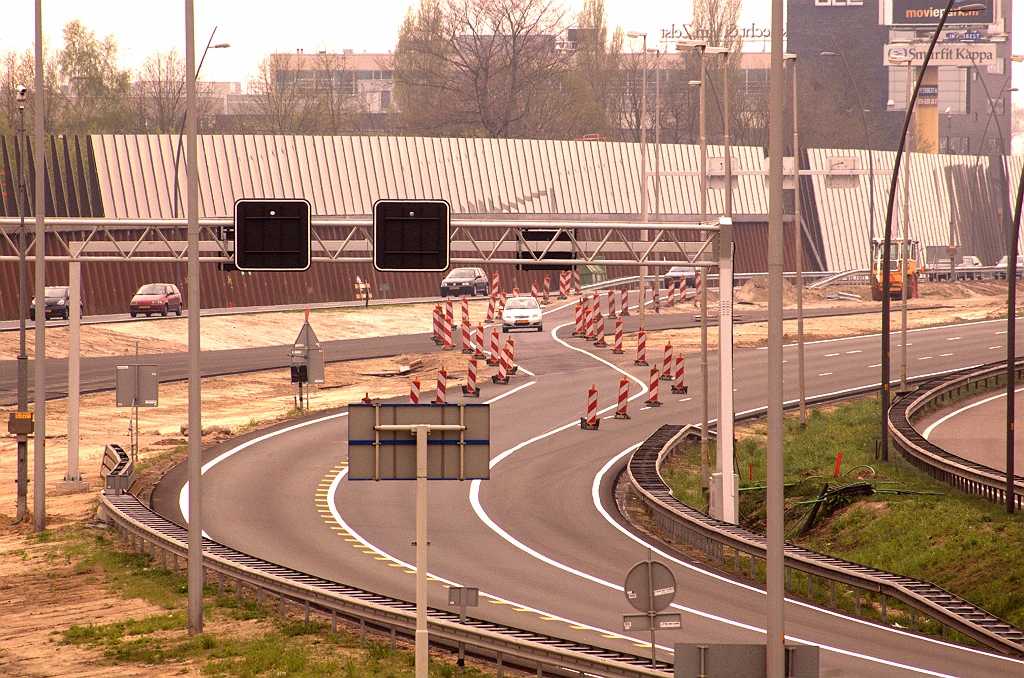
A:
[32,0,46,534]
[639,36,648,332]
[415,425,429,678]
[766,0,787,673]
[16,99,29,521]
[67,253,81,482]
[698,47,710,494]
[1006,159,1024,514]
[900,64,914,391]
[791,58,806,427]
[185,0,204,636]
[715,50,737,524]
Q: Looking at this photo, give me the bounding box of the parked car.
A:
[663,266,697,289]
[130,283,183,317]
[29,286,82,321]
[440,268,489,297]
[501,295,543,332]
[994,255,1024,280]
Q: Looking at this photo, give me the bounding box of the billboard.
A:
[886,0,994,26]
[883,42,998,67]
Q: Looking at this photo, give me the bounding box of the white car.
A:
[501,296,543,332]
[995,255,1024,280]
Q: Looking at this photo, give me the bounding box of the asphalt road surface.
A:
[918,386,1024,473]
[150,296,1024,678]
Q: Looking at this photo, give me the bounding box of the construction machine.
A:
[871,237,921,301]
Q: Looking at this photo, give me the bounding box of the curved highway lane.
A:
[154,306,1024,677]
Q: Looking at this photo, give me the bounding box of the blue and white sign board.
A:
[347,403,490,480]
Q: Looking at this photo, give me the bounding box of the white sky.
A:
[0,0,1019,108]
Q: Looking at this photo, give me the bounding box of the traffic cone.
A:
[580,384,600,430]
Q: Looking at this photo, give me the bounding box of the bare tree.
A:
[55,19,132,133]
[394,0,574,138]
[132,49,186,133]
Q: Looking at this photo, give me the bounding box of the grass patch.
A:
[24,522,491,675]
[661,396,1024,630]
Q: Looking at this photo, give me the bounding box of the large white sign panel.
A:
[883,42,998,68]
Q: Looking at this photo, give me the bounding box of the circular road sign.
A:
[624,560,676,613]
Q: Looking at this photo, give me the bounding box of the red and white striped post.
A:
[645,368,662,406]
[461,295,470,324]
[615,376,630,419]
[513,287,520,297]
[531,282,539,303]
[606,290,616,318]
[486,295,496,323]
[612,319,624,354]
[619,287,630,316]
[573,302,584,337]
[558,271,569,299]
[584,305,595,340]
[580,383,600,430]
[492,271,500,297]
[488,327,500,365]
[573,268,581,295]
[672,354,688,394]
[432,304,442,344]
[493,343,510,384]
[694,271,702,307]
[652,284,660,313]
[542,275,551,304]
[667,281,676,307]
[436,366,448,404]
[506,338,517,374]
[445,299,454,327]
[635,329,648,366]
[461,320,473,354]
[473,323,485,359]
[500,292,508,314]
[462,359,481,397]
[409,378,420,404]
[442,313,454,350]
[593,312,607,347]
[661,343,673,380]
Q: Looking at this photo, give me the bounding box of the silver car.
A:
[501,296,543,332]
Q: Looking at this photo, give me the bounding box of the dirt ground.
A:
[0,281,1018,675]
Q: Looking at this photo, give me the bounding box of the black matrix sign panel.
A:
[373,199,451,272]
[234,199,311,271]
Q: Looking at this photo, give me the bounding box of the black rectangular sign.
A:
[234,199,311,271]
[373,200,451,272]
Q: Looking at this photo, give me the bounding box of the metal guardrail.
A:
[888,359,1024,511]
[98,491,670,677]
[625,424,1024,656]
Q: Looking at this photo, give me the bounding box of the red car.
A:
[130,283,183,318]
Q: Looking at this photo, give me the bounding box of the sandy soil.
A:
[0,281,1016,674]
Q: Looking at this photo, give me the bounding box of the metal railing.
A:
[888,359,1024,510]
[99,491,670,677]
[625,424,1024,656]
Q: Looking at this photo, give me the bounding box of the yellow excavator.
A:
[871,237,921,301]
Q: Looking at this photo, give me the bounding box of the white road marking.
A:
[947,337,961,341]
[846,350,862,354]
[485,381,536,404]
[516,365,537,377]
[819,372,833,377]
[940,353,952,357]
[679,397,692,402]
[918,356,933,361]
[996,330,1007,335]
[991,346,1002,350]
[923,386,1024,440]
[869,364,881,369]
[825,353,839,357]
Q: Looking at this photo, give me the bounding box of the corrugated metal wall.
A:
[807,149,1020,270]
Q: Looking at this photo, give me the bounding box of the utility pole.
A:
[627,31,649,330]
[787,55,806,427]
[15,87,29,521]
[32,0,46,534]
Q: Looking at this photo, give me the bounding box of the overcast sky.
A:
[0,0,1019,108]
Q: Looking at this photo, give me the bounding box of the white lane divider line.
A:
[918,356,933,361]
[947,337,961,341]
[990,346,1002,350]
[818,372,833,377]
[939,353,953,357]
[869,364,881,369]
[922,385,1024,440]
[824,353,839,357]
[846,350,862,354]
[485,381,536,404]
[516,365,537,377]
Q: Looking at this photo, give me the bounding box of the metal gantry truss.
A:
[0,217,719,268]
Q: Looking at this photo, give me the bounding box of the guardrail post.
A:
[911,608,916,631]
[807,574,813,601]
[257,587,262,608]
[750,555,756,580]
[161,548,166,569]
[360,618,366,643]
[854,588,860,614]
[304,600,310,622]
[785,567,791,591]
[733,548,739,572]
[331,610,337,635]
[173,553,178,572]
[882,594,887,622]
[391,626,397,650]
[830,580,836,608]
[280,594,286,619]
[496,651,503,678]
[537,663,543,677]
[217,572,223,595]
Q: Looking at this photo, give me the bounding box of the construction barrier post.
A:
[645,368,662,406]
[410,378,421,404]
[661,343,673,380]
[492,343,510,384]
[462,359,481,398]
[487,328,501,366]
[558,271,569,299]
[667,282,676,307]
[619,287,630,316]
[672,354,688,394]
[652,284,660,314]
[543,275,551,305]
[461,321,473,354]
[606,290,616,318]
[491,271,500,298]
[436,367,448,404]
[584,305,595,340]
[594,312,607,347]
[580,384,600,430]
[473,324,485,360]
[506,339,518,374]
[432,305,443,345]
[530,283,539,304]
[572,303,584,337]
[443,313,454,350]
[573,268,581,295]
[615,377,630,419]
[612,319,624,354]
[635,330,648,366]
[461,295,469,324]
[486,296,496,323]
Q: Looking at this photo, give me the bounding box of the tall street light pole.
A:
[705,44,735,523]
[678,39,710,492]
[15,86,29,521]
[766,0,787,672]
[889,55,915,393]
[627,31,648,329]
[785,54,806,428]
[33,0,46,534]
[879,0,986,464]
